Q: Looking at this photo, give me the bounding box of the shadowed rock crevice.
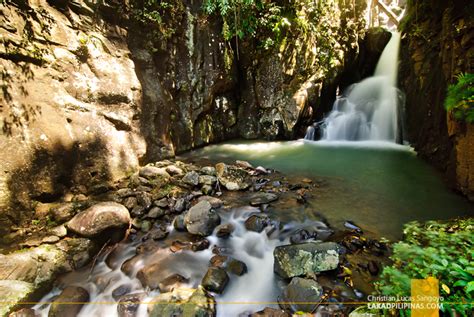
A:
[6,138,113,226]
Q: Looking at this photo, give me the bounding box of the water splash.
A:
[306,32,403,142]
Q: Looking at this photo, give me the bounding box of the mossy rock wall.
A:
[399,0,474,199]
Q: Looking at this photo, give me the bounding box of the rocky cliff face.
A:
[399,0,474,199]
[0,0,370,229]
[0,0,146,231]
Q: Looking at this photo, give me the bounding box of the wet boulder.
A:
[136,263,165,289]
[209,255,247,276]
[148,287,215,317]
[184,201,220,236]
[278,277,323,313]
[48,286,89,317]
[117,293,146,317]
[273,242,340,279]
[215,223,234,238]
[245,214,280,233]
[227,259,248,276]
[215,163,250,191]
[112,284,132,300]
[158,274,189,292]
[173,214,187,231]
[201,267,229,294]
[67,202,130,238]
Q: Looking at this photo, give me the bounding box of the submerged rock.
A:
[279,277,323,313]
[136,262,170,290]
[148,287,215,317]
[344,221,363,233]
[48,286,89,317]
[184,201,220,236]
[249,192,279,206]
[273,242,340,279]
[67,202,130,238]
[201,267,229,294]
[158,273,189,292]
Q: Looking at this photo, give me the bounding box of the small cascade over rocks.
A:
[305,32,404,142]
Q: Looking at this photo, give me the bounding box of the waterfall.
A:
[307,32,402,142]
[304,124,316,140]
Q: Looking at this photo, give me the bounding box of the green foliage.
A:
[445,73,474,123]
[376,219,474,316]
[129,0,184,49]
[202,0,289,48]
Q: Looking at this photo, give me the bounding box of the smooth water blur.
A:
[187,140,473,239]
[318,32,402,142]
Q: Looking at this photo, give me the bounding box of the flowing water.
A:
[185,140,473,239]
[34,208,334,316]
[309,32,403,142]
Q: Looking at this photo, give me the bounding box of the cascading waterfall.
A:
[305,32,402,142]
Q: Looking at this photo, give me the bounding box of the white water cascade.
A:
[309,32,402,142]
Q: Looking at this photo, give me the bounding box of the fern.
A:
[445,73,474,123]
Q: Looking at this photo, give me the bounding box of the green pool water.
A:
[183,140,473,239]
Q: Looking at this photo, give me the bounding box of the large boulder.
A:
[67,202,130,238]
[0,280,34,316]
[148,287,215,317]
[48,286,89,317]
[273,242,340,279]
[184,201,220,236]
[215,163,250,191]
[201,267,229,294]
[278,277,323,313]
[0,245,68,287]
